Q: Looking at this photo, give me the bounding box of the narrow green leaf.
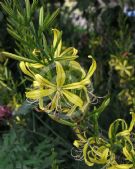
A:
[7,28,26,44]
[39,7,44,27]
[44,9,60,29]
[0,80,12,91]
[1,52,36,63]
[1,2,14,17]
[25,0,31,20]
[42,34,51,58]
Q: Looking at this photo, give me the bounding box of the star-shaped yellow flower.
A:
[20,56,96,113]
[115,60,133,77]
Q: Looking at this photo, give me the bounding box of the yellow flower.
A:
[52,29,78,61]
[108,112,135,140]
[118,89,135,106]
[83,137,111,166]
[1,28,78,65]
[122,132,135,164]
[73,114,135,168]
[18,28,96,125]
[108,119,129,140]
[115,60,133,77]
[21,56,96,112]
[32,28,79,62]
[20,28,79,69]
[73,128,111,167]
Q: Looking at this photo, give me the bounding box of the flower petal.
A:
[19,61,34,78]
[59,47,78,57]
[129,112,135,132]
[83,142,94,167]
[108,119,128,139]
[56,61,66,87]
[55,55,78,61]
[63,79,90,90]
[26,88,55,99]
[86,56,96,79]
[123,146,132,161]
[35,74,56,88]
[50,92,60,110]
[39,98,44,110]
[70,60,86,78]
[62,89,83,107]
[29,63,44,68]
[52,29,62,57]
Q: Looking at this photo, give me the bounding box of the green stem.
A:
[94,115,99,137]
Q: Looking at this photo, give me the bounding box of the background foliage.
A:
[0,0,135,169]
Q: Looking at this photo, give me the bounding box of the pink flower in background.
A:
[0,105,12,119]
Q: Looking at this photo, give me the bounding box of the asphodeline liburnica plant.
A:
[1,1,135,169]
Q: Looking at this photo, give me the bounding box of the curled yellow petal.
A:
[128,112,135,132]
[116,130,130,137]
[70,60,86,78]
[123,146,132,162]
[108,119,128,139]
[59,47,78,57]
[88,146,110,164]
[19,61,34,78]
[63,56,96,90]
[55,55,78,61]
[74,128,87,142]
[52,28,62,57]
[83,142,94,167]
[86,55,97,79]
[101,148,110,163]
